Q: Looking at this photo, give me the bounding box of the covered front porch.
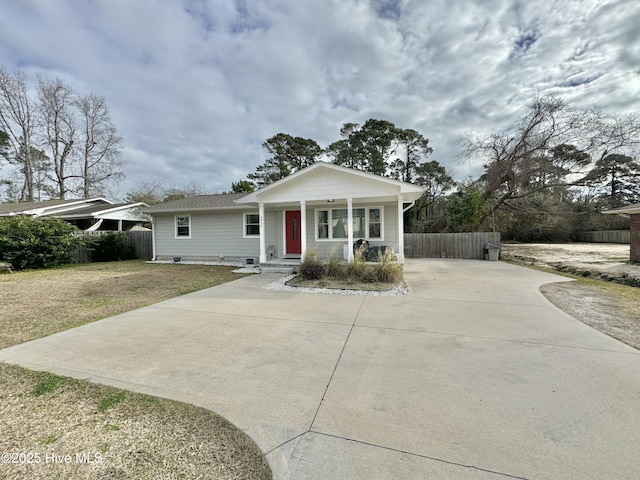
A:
[256,198,408,265]
[235,162,426,266]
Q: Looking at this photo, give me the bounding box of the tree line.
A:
[457,96,640,240]
[0,67,123,201]
[230,119,455,234]
[232,97,640,240]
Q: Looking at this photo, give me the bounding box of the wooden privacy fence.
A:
[70,231,153,263]
[404,232,501,259]
[576,230,630,244]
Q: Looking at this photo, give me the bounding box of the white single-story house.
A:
[604,203,640,262]
[0,197,150,231]
[145,162,425,265]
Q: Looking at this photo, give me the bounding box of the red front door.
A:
[285,210,301,255]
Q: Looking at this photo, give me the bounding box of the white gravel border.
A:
[264,274,409,296]
[147,260,261,274]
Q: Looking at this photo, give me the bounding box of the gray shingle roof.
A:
[143,193,248,213]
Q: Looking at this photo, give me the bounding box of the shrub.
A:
[90,233,136,262]
[0,216,84,270]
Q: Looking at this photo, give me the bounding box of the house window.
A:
[353,208,365,238]
[244,213,260,237]
[369,208,381,238]
[332,209,348,238]
[318,210,329,239]
[316,207,383,240]
[175,215,190,238]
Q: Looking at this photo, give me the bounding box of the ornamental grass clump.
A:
[325,254,344,278]
[371,248,402,283]
[300,249,324,280]
[346,247,369,281]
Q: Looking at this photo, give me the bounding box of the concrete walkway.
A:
[1,259,639,479]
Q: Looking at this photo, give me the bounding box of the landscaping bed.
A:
[282,249,406,295]
[287,275,398,292]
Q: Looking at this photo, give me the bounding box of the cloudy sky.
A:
[1,0,639,198]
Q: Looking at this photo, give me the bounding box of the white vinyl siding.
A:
[155,211,277,259]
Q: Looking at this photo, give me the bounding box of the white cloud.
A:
[0,0,638,197]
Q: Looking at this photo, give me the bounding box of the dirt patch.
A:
[502,242,630,263]
[502,243,640,286]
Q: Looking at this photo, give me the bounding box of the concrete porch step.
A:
[260,266,295,274]
[260,258,300,275]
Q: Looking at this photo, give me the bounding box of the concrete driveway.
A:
[1,259,639,479]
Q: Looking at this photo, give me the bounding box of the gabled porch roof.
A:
[235,162,425,207]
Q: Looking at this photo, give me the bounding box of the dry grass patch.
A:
[541,276,640,350]
[0,363,271,480]
[504,255,640,350]
[0,261,271,479]
[0,261,244,349]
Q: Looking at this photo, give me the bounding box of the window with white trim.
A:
[244,213,260,237]
[316,207,382,240]
[369,208,381,238]
[318,210,329,239]
[175,215,191,238]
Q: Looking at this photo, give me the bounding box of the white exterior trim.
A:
[175,214,191,239]
[313,206,384,242]
[347,198,354,262]
[243,211,260,238]
[397,195,405,262]
[300,201,307,257]
[259,203,266,263]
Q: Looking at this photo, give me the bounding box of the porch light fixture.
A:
[327,199,335,203]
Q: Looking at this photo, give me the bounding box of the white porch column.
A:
[347,197,354,262]
[300,200,307,258]
[259,202,266,263]
[397,194,405,262]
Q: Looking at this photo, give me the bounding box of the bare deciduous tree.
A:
[1,67,124,201]
[463,95,640,228]
[74,93,123,198]
[38,75,77,199]
[0,67,37,201]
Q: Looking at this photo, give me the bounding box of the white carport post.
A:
[397,194,405,262]
[347,197,354,262]
[259,202,266,263]
[300,200,307,258]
